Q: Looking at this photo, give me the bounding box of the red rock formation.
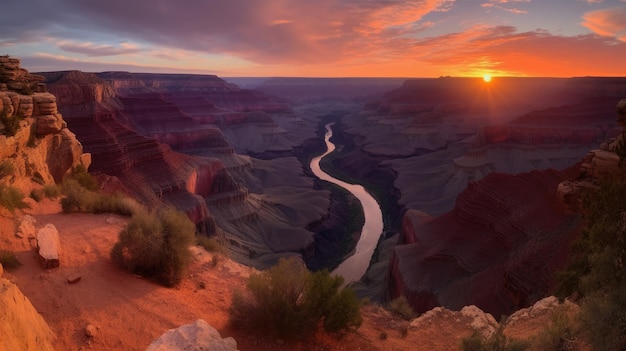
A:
[42,71,239,234]
[389,169,580,317]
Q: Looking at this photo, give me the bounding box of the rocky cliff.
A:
[387,96,626,318]
[389,169,579,317]
[42,70,234,234]
[43,71,333,268]
[0,56,88,190]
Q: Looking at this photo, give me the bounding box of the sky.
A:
[1,0,626,77]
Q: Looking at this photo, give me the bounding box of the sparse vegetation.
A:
[110,207,195,287]
[61,178,139,216]
[0,111,22,137]
[387,295,416,320]
[0,184,30,212]
[43,184,61,198]
[0,160,14,179]
[197,235,226,254]
[461,325,529,351]
[556,179,626,350]
[69,164,98,191]
[229,257,362,340]
[0,250,22,270]
[536,305,578,351]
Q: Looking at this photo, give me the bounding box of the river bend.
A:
[310,122,384,284]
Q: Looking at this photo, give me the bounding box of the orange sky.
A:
[1,0,626,77]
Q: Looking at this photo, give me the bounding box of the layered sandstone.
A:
[389,170,579,317]
[0,57,88,189]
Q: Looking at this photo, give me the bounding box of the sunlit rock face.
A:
[0,57,88,189]
[389,169,580,317]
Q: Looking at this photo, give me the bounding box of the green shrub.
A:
[69,164,98,191]
[536,305,578,351]
[229,257,362,340]
[556,180,626,350]
[0,160,14,179]
[0,250,22,270]
[43,184,61,198]
[110,207,195,286]
[197,235,226,254]
[0,184,30,212]
[461,325,529,351]
[61,178,139,215]
[387,296,416,320]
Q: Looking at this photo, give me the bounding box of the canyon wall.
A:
[44,71,334,268]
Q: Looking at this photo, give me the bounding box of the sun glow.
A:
[482,74,492,82]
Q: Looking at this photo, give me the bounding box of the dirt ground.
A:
[1,200,588,351]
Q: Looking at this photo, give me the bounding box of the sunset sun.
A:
[482,74,492,82]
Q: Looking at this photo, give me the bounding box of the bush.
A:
[387,296,416,320]
[197,235,226,254]
[110,207,195,286]
[229,257,362,340]
[0,184,30,212]
[536,305,578,351]
[43,184,61,198]
[461,325,529,351]
[69,164,98,191]
[0,160,14,179]
[61,179,139,215]
[0,250,22,270]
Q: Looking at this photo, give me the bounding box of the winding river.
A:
[310,122,384,284]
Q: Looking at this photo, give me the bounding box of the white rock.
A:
[460,305,498,338]
[145,319,238,351]
[36,224,60,269]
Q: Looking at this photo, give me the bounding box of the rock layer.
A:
[0,57,88,189]
[389,169,579,317]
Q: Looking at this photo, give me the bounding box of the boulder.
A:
[36,224,60,269]
[145,319,238,351]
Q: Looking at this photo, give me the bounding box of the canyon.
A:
[2,54,625,349]
[40,69,626,314]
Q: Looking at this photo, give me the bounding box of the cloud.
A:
[481,0,530,14]
[0,0,457,65]
[582,6,626,41]
[403,25,626,76]
[57,41,143,57]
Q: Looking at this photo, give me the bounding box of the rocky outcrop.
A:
[389,169,579,317]
[0,278,55,351]
[0,57,89,189]
[0,55,46,94]
[145,319,238,351]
